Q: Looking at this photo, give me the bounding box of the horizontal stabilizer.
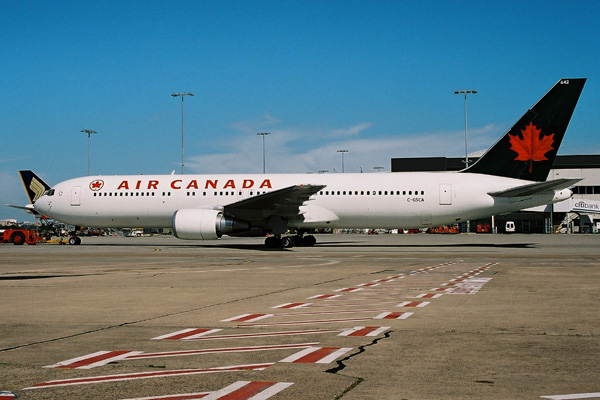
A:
[5,203,40,215]
[488,178,581,198]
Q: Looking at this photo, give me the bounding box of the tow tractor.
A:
[0,229,41,245]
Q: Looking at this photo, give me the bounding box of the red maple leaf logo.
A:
[509,122,554,173]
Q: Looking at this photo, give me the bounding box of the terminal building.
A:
[391,155,600,233]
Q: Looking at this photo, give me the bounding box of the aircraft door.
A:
[70,186,81,206]
[439,183,452,205]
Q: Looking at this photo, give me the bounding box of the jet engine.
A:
[172,209,250,240]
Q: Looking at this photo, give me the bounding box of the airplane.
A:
[13,78,586,247]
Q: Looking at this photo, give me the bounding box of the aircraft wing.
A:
[223,184,326,221]
[488,178,581,198]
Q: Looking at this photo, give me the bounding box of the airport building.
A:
[391,155,600,233]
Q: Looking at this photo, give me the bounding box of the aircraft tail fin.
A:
[18,170,51,204]
[462,78,586,182]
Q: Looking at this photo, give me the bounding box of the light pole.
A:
[81,129,97,176]
[257,132,271,173]
[337,150,348,173]
[171,92,194,174]
[454,89,477,167]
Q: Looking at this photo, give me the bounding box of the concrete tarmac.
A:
[0,233,598,399]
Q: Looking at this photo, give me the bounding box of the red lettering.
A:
[243,179,254,188]
[117,181,129,190]
[259,179,272,189]
[205,180,217,189]
[171,180,182,189]
[224,179,235,189]
[135,180,141,189]
[148,180,158,190]
[186,180,198,189]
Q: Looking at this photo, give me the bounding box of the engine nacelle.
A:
[172,209,250,240]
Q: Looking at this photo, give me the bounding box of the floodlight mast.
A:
[81,129,97,176]
[454,89,477,167]
[171,92,194,174]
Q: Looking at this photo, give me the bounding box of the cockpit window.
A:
[44,189,55,196]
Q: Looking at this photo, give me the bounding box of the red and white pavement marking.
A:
[202,381,293,400]
[236,316,377,327]
[0,392,18,400]
[127,343,320,361]
[396,301,429,308]
[152,328,223,341]
[122,390,210,399]
[356,283,380,287]
[374,312,413,320]
[24,363,274,390]
[307,294,341,300]
[183,329,339,341]
[221,314,273,323]
[334,287,363,293]
[414,293,443,299]
[44,350,143,369]
[448,278,492,294]
[271,302,311,309]
[120,381,293,400]
[338,326,390,337]
[279,347,353,364]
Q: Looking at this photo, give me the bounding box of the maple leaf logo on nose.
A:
[509,122,554,173]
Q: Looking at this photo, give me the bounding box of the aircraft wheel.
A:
[280,236,295,248]
[11,232,26,245]
[68,236,81,245]
[302,235,316,246]
[265,236,279,248]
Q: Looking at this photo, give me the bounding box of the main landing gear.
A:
[264,234,317,248]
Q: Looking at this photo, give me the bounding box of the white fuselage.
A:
[33,172,572,232]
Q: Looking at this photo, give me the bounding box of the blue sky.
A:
[2,1,599,221]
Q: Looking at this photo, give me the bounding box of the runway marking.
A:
[183,328,339,341]
[338,326,390,337]
[448,278,493,294]
[279,346,353,364]
[334,287,363,292]
[415,293,443,299]
[271,302,311,309]
[396,301,429,308]
[307,294,341,300]
[540,393,600,400]
[221,313,273,322]
[356,283,380,287]
[44,350,143,369]
[152,328,223,341]
[236,317,376,327]
[24,363,274,390]
[374,312,413,320]
[308,300,402,308]
[272,308,389,317]
[202,381,293,400]
[126,343,320,360]
[121,390,210,399]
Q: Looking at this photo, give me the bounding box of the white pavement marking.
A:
[202,381,294,400]
[338,326,390,337]
[279,347,353,364]
[221,313,273,322]
[44,350,143,369]
[24,363,274,390]
[127,343,320,360]
[152,328,222,340]
[540,394,600,400]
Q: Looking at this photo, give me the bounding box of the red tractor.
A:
[0,229,40,245]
